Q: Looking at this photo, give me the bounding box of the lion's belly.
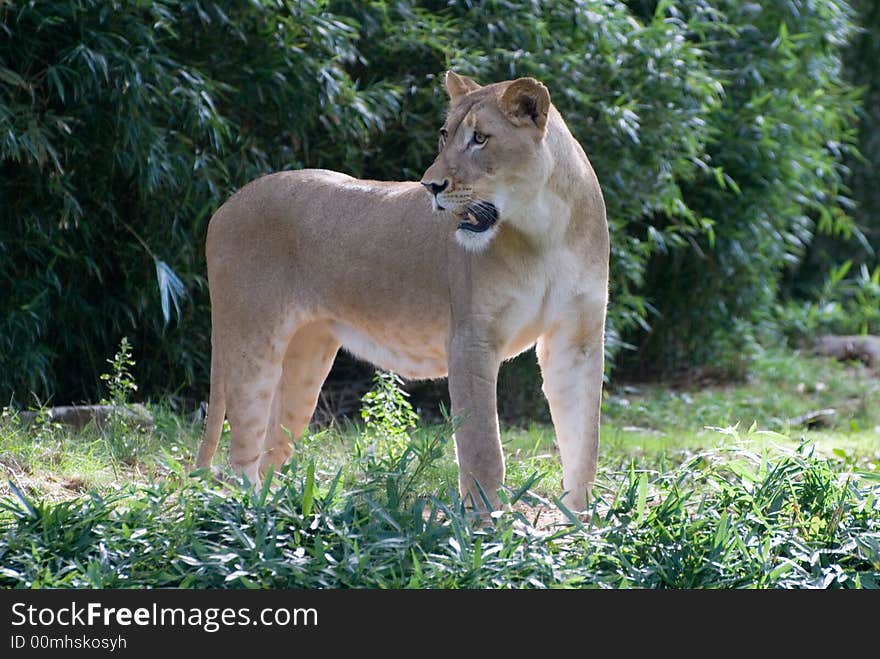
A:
[329,321,449,380]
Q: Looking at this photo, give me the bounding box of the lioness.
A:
[196,71,609,511]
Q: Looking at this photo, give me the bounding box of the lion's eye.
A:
[472,131,488,145]
[438,128,448,150]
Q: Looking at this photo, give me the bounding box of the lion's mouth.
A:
[455,201,498,233]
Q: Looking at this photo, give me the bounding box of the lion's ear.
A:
[444,70,482,99]
[500,78,550,132]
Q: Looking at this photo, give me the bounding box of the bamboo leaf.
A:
[154,258,186,325]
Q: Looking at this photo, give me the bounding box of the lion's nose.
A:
[420,179,449,195]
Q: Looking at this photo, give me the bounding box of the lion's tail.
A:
[195,338,225,470]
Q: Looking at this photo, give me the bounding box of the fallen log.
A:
[789,408,837,429]
[16,404,154,430]
[813,335,880,367]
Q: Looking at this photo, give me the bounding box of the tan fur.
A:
[196,72,609,511]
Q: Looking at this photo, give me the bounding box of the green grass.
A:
[1,349,878,588]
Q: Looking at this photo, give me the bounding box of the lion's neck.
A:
[545,112,594,206]
[495,113,596,250]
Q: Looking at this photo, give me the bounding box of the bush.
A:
[628,0,860,377]
[778,260,880,341]
[0,0,400,404]
[843,0,880,259]
[781,0,880,320]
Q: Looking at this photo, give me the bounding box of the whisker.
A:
[469,201,496,223]
[469,207,486,222]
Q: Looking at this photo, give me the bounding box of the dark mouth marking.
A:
[456,201,498,233]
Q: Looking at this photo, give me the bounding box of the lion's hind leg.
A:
[260,322,340,475]
[221,334,289,487]
[195,328,227,471]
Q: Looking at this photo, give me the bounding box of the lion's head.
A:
[421,71,553,252]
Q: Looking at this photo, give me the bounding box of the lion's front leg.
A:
[447,330,504,511]
[536,313,605,511]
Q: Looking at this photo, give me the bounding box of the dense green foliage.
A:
[0,0,867,405]
[631,0,860,374]
[777,0,880,341]
[847,0,880,254]
[0,0,405,403]
[778,260,880,340]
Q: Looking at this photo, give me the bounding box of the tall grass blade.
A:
[301,461,316,518]
[6,479,37,519]
[635,471,649,525]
